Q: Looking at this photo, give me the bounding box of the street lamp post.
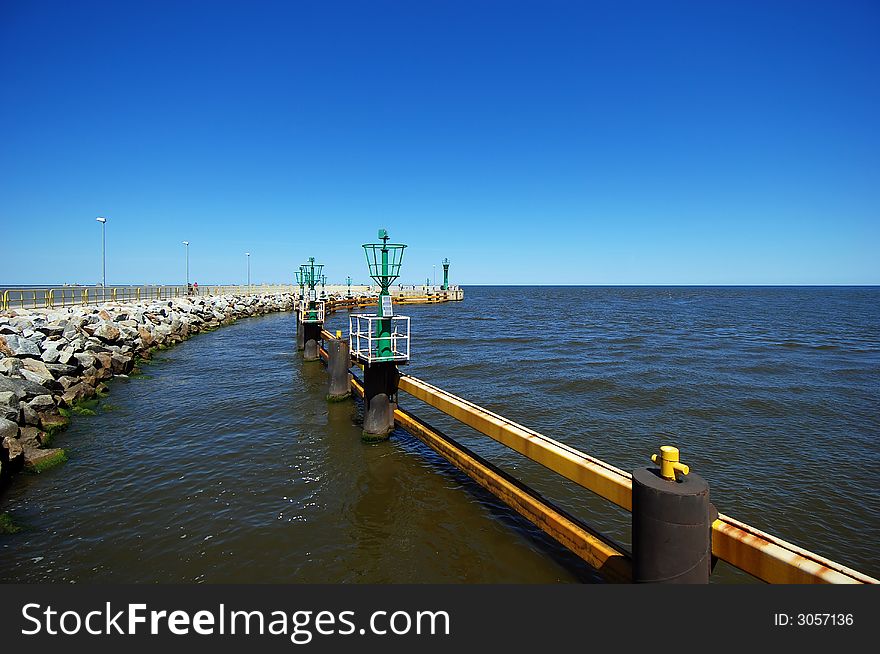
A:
[246,252,251,293]
[182,241,190,291]
[96,217,107,291]
[433,264,436,287]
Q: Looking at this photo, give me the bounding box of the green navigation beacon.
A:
[356,229,408,362]
[442,258,450,290]
[352,229,410,440]
[298,256,325,362]
[346,275,352,299]
[320,274,327,300]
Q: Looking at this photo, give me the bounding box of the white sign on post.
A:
[308,289,317,302]
[381,295,394,317]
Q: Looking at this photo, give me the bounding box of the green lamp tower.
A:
[294,268,308,351]
[442,258,450,290]
[362,229,406,360]
[352,229,410,440]
[298,256,325,361]
[346,275,352,298]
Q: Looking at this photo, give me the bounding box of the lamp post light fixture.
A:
[96,216,107,290]
[182,241,190,290]
[246,252,251,292]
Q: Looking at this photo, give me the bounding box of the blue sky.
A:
[1,0,878,285]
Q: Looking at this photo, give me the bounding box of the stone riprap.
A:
[0,293,295,481]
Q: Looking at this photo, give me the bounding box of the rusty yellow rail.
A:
[399,374,634,510]
[319,312,876,584]
[393,374,875,584]
[318,341,632,583]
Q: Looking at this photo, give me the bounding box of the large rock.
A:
[20,402,39,426]
[28,394,55,411]
[94,322,121,342]
[17,426,42,449]
[21,358,55,386]
[110,353,132,374]
[0,375,50,399]
[93,352,113,369]
[2,434,23,465]
[20,368,49,387]
[36,324,65,337]
[3,334,41,358]
[40,347,62,363]
[61,382,95,406]
[56,376,81,390]
[23,447,66,472]
[0,335,13,357]
[0,391,18,421]
[38,410,69,433]
[137,326,155,346]
[84,339,110,353]
[45,362,78,377]
[0,417,18,441]
[74,352,96,369]
[0,357,23,376]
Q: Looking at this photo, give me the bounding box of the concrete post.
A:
[632,456,713,583]
[362,361,399,441]
[303,322,321,362]
[327,336,351,401]
[296,314,304,351]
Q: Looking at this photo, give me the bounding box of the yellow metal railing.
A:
[318,323,877,585]
[1,285,297,311]
[395,374,877,584]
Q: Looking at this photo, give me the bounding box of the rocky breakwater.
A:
[0,293,295,483]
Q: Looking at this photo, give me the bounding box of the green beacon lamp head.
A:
[363,228,406,293]
[300,258,324,289]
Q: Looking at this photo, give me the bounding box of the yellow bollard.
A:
[651,445,690,481]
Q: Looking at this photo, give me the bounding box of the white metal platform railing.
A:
[298,299,325,323]
[349,314,410,363]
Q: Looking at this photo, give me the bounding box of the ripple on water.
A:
[2,287,879,583]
